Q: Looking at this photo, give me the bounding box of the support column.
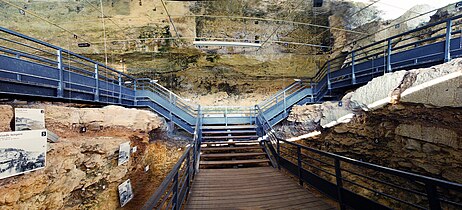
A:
[57,49,63,98]
[386,39,392,73]
[445,19,452,62]
[351,51,356,84]
[118,74,122,104]
[94,64,99,102]
[327,61,332,90]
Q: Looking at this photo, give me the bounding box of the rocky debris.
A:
[279,60,462,184]
[0,103,180,210]
[0,105,13,132]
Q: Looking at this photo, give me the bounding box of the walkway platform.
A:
[185,167,335,209]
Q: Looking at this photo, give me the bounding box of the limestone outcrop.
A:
[0,104,178,210]
[279,59,462,183]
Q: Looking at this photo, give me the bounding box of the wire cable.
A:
[0,0,92,43]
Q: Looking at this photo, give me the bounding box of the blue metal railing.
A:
[273,138,462,210]
[309,13,462,101]
[2,13,462,134]
[141,107,202,210]
[255,108,462,210]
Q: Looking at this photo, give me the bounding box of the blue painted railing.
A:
[1,13,462,133]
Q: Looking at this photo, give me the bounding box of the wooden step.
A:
[202,130,256,134]
[202,141,259,146]
[200,159,270,166]
[201,125,256,130]
[201,146,261,152]
[201,152,266,158]
[202,135,258,140]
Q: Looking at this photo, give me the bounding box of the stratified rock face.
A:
[279,59,462,183]
[0,104,175,210]
[45,105,166,133]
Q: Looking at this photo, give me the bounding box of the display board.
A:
[118,142,130,166]
[0,130,47,180]
[14,108,45,131]
[118,179,134,207]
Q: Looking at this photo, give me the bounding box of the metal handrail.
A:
[272,137,462,210]
[142,108,202,210]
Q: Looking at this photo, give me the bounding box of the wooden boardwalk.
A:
[185,167,336,210]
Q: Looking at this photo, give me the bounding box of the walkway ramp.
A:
[185,167,335,210]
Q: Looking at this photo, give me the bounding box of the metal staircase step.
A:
[201,146,261,152]
[202,135,258,140]
[201,125,256,130]
[202,130,256,134]
[202,141,259,146]
[201,152,266,159]
[199,159,270,166]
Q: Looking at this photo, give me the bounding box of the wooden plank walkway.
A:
[185,167,336,210]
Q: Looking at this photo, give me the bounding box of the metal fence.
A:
[142,108,202,210]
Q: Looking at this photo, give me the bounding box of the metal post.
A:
[169,92,174,131]
[297,146,303,186]
[133,79,137,106]
[387,39,392,72]
[56,49,63,98]
[334,159,346,210]
[310,79,314,102]
[283,90,287,115]
[277,138,281,170]
[118,74,122,104]
[173,171,179,210]
[445,19,452,62]
[94,64,99,102]
[327,61,332,90]
[351,51,356,84]
[425,183,442,210]
[186,150,191,190]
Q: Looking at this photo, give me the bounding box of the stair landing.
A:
[185,167,335,210]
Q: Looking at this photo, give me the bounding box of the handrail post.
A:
[327,61,332,90]
[94,64,99,102]
[386,39,392,72]
[186,149,191,192]
[169,92,174,132]
[173,171,179,210]
[277,138,281,170]
[283,90,287,116]
[334,159,346,210]
[118,73,122,104]
[133,79,137,106]
[56,49,63,98]
[445,19,452,62]
[310,79,314,102]
[297,146,303,186]
[425,183,442,210]
[351,51,356,84]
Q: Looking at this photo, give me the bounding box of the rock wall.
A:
[0,104,182,210]
[277,59,462,183]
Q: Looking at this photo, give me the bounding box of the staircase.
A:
[199,124,270,168]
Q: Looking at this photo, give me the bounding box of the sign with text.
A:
[118,142,130,166]
[118,179,134,207]
[14,108,45,131]
[0,130,47,180]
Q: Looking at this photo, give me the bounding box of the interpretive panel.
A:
[118,179,134,207]
[118,142,130,166]
[0,130,47,179]
[14,108,45,131]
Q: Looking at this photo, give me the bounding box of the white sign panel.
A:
[15,108,45,131]
[118,179,134,207]
[0,130,47,180]
[118,142,130,166]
